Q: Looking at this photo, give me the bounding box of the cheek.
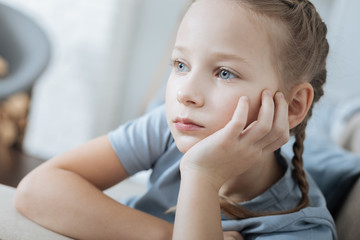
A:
[165,75,178,101]
[165,78,179,128]
[217,93,262,128]
[165,80,172,101]
[165,80,176,109]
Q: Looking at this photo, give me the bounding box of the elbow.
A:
[14,172,41,219]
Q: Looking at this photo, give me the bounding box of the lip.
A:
[173,117,204,131]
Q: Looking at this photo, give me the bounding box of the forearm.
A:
[173,171,223,240]
[15,167,173,240]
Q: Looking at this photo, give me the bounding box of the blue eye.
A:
[176,61,189,72]
[219,69,236,80]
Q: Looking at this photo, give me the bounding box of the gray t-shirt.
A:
[108,105,337,239]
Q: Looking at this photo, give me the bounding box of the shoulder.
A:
[109,104,169,143]
[107,104,173,174]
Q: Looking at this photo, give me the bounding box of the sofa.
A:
[0,179,147,240]
[336,177,360,240]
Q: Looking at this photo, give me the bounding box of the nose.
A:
[176,80,205,107]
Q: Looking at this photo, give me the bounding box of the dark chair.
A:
[0,3,51,100]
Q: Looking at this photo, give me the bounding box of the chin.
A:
[174,137,199,154]
[175,142,192,154]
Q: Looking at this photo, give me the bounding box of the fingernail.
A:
[240,96,248,102]
[265,90,273,97]
[277,92,284,98]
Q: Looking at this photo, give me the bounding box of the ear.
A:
[287,82,314,130]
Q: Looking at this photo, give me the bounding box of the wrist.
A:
[174,166,224,240]
[180,167,223,193]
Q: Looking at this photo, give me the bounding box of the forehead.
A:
[176,0,275,66]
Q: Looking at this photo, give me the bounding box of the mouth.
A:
[173,117,204,131]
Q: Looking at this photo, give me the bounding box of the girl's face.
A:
[166,0,281,153]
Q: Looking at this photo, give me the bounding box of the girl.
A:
[15,0,336,239]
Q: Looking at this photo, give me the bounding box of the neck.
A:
[219,151,285,203]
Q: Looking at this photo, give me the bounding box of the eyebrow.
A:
[173,46,250,65]
[212,52,250,65]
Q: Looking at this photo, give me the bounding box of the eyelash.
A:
[171,59,186,68]
[170,59,240,80]
[216,68,238,80]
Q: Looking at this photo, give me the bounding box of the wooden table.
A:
[0,147,43,187]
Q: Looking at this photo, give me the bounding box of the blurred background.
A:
[0,0,359,160]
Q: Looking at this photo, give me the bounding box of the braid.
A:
[220,195,257,219]
[291,125,310,210]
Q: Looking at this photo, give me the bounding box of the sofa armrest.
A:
[335,177,360,240]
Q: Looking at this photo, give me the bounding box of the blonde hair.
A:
[217,0,329,219]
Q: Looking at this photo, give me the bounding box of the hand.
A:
[223,231,244,240]
[180,90,289,190]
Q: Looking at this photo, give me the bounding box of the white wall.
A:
[2,0,187,159]
[313,0,360,99]
[2,0,126,158]
[95,0,188,136]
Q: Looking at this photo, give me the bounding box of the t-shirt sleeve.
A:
[108,105,172,176]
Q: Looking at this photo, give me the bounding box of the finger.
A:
[243,90,274,142]
[263,133,289,153]
[224,96,249,138]
[256,92,290,150]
